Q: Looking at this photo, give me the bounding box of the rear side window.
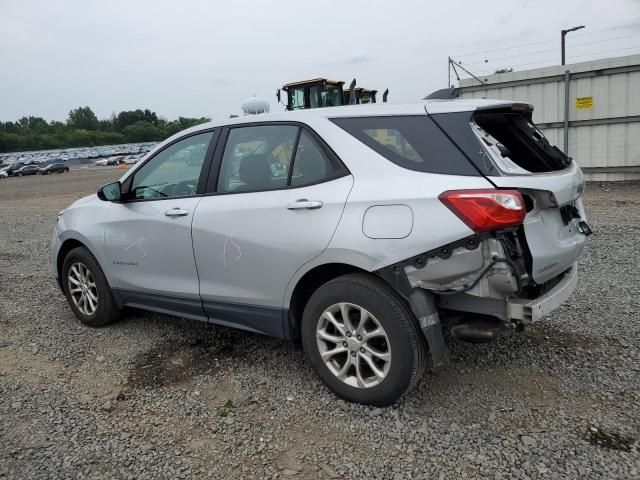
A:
[290,131,338,187]
[216,125,345,193]
[331,115,480,176]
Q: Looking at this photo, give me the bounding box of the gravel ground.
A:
[1,169,639,479]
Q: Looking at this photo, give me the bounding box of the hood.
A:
[69,193,99,208]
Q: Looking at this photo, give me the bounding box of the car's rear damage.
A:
[374,101,591,366]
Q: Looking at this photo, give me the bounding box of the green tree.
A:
[115,109,159,131]
[67,106,99,130]
[122,121,161,143]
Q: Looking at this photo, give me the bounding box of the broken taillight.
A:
[438,189,525,233]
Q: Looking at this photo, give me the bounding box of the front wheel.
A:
[62,247,121,327]
[301,274,427,406]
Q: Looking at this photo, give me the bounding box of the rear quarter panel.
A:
[283,117,494,305]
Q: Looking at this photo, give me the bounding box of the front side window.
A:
[130,131,213,199]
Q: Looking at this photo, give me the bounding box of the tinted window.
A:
[290,131,338,187]
[430,112,497,176]
[131,131,213,199]
[217,125,298,193]
[331,115,480,176]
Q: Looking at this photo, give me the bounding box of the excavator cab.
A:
[345,87,378,105]
[277,78,387,111]
[280,78,345,111]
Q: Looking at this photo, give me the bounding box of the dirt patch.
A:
[127,340,217,389]
[587,426,637,452]
[524,327,597,350]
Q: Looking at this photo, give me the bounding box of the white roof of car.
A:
[195,99,522,132]
[136,98,525,169]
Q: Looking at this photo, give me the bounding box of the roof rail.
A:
[423,87,460,100]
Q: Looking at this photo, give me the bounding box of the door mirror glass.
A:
[98,181,122,201]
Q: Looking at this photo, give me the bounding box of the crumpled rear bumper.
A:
[507,264,578,323]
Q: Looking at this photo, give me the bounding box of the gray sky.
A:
[1,0,639,122]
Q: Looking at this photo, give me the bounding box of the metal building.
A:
[457,54,640,180]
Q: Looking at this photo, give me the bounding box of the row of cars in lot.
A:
[0,142,156,180]
[0,162,69,178]
[0,142,156,167]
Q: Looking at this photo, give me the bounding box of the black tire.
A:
[301,273,427,406]
[62,246,121,327]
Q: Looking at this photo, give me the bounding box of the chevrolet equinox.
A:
[52,100,590,405]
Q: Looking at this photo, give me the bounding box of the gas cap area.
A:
[362,204,413,239]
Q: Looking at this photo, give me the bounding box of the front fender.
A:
[52,200,112,284]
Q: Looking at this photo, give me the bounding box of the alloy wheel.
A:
[67,262,98,316]
[316,302,391,388]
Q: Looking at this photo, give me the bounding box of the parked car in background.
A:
[52,101,590,406]
[39,163,70,175]
[3,163,25,176]
[122,155,141,164]
[0,170,8,179]
[14,164,40,176]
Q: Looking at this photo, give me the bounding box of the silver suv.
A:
[52,100,590,405]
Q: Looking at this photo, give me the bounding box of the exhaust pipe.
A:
[451,316,504,343]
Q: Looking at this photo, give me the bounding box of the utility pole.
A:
[561,26,585,65]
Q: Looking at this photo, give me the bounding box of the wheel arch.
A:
[286,262,371,341]
[56,237,101,292]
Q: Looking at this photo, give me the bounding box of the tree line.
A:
[0,106,210,153]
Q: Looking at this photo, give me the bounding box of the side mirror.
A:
[97,181,122,202]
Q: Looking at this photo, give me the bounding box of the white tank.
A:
[242,96,270,115]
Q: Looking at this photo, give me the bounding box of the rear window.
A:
[330,115,480,176]
[430,110,571,175]
[473,111,571,173]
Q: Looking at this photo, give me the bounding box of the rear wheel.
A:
[301,274,427,406]
[62,247,120,327]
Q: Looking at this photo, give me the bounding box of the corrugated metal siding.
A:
[458,54,640,174]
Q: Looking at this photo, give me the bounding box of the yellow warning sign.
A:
[576,96,593,109]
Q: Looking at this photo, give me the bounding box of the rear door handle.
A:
[165,207,189,217]
[286,199,323,210]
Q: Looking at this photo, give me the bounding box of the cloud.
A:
[1,0,639,122]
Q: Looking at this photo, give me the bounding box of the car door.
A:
[104,130,217,313]
[191,123,353,336]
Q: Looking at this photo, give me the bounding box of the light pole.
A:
[561,26,585,65]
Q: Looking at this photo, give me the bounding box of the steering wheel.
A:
[173,180,197,197]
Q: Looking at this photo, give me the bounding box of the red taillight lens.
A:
[439,189,525,233]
